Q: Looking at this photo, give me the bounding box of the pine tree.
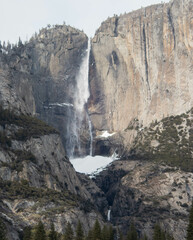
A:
[34,221,47,240]
[101,225,109,240]
[119,231,124,240]
[75,220,84,240]
[49,223,58,240]
[86,229,93,240]
[153,224,162,240]
[127,222,138,240]
[92,219,102,240]
[108,225,114,240]
[187,202,193,240]
[166,233,174,240]
[0,218,7,240]
[64,222,74,240]
[23,226,32,240]
[18,37,23,47]
[142,234,148,240]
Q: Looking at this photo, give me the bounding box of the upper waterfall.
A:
[74,40,91,113]
[66,39,92,158]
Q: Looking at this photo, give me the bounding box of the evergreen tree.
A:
[166,233,174,240]
[119,231,124,240]
[127,222,138,240]
[101,225,109,240]
[141,234,148,240]
[108,225,114,240]
[75,220,84,240]
[34,221,46,240]
[64,222,74,240]
[187,202,193,240]
[18,37,23,47]
[186,202,193,240]
[49,223,58,240]
[93,219,102,240]
[23,226,32,240]
[153,224,163,240]
[86,229,93,240]
[0,218,7,240]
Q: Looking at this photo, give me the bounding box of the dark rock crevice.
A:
[143,24,151,99]
[114,16,119,37]
[167,7,176,49]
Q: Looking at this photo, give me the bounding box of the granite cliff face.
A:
[0,0,193,239]
[0,26,103,239]
[0,108,104,240]
[0,25,89,156]
[89,0,193,155]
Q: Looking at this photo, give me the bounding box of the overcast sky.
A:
[1,0,170,44]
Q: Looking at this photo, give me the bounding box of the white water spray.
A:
[107,209,111,221]
[88,116,93,156]
[69,39,93,157]
[74,40,90,112]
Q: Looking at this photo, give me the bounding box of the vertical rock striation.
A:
[89,0,193,153]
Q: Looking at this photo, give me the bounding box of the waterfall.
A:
[74,40,90,112]
[107,209,111,221]
[88,115,93,156]
[67,39,92,158]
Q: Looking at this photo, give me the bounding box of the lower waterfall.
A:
[107,209,111,221]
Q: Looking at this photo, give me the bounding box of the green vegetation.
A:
[0,131,11,148]
[48,223,58,240]
[0,218,8,240]
[64,222,74,240]
[0,150,37,172]
[92,219,102,240]
[0,179,77,207]
[187,202,193,240]
[23,226,32,240]
[127,222,138,240]
[0,105,58,142]
[20,220,175,240]
[130,109,193,171]
[34,221,47,240]
[153,224,174,240]
[75,220,84,240]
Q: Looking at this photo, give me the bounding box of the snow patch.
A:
[49,102,73,107]
[70,155,117,176]
[97,131,116,138]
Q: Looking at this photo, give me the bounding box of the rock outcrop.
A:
[94,159,193,240]
[0,25,103,239]
[89,0,193,155]
[0,107,104,239]
[0,24,89,156]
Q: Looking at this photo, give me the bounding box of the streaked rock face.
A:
[89,0,193,152]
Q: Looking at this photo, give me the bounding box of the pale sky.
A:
[1,0,170,44]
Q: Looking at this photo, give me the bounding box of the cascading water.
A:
[107,209,111,221]
[67,39,93,158]
[88,115,93,156]
[69,39,117,175]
